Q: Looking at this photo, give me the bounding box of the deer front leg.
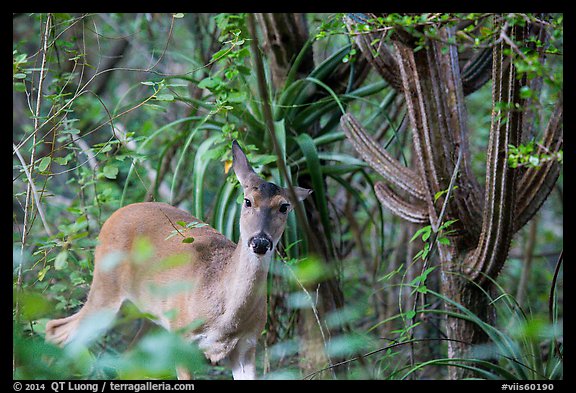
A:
[176,365,193,380]
[229,336,257,380]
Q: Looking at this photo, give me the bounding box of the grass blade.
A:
[192,134,220,220]
[294,133,333,250]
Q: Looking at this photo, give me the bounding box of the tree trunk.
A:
[342,14,563,379]
[255,13,312,91]
[441,252,493,379]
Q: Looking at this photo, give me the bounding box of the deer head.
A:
[232,140,311,256]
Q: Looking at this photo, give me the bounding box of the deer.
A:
[45,140,312,380]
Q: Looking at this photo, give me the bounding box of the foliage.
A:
[13,12,562,380]
[508,141,563,169]
[402,282,563,380]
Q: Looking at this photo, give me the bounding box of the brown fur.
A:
[45,141,312,379]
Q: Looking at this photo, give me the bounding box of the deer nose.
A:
[249,234,273,255]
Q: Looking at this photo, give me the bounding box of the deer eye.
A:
[244,198,252,208]
[279,203,290,214]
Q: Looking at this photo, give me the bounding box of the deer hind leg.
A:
[45,285,124,346]
[46,250,126,346]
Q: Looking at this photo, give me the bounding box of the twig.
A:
[434,145,463,233]
[15,15,53,362]
[13,144,53,237]
[500,27,529,62]
[14,14,185,157]
[20,15,52,241]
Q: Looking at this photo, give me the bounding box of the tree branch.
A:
[431,28,484,240]
[514,100,563,231]
[255,13,312,90]
[340,113,425,201]
[393,40,447,223]
[374,182,429,224]
[466,23,526,285]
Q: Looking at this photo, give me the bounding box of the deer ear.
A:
[232,140,260,189]
[292,186,313,202]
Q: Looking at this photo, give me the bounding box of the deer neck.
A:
[224,236,271,308]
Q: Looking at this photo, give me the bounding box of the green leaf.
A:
[54,250,68,270]
[520,85,534,99]
[103,164,119,179]
[16,289,52,320]
[38,156,51,172]
[212,178,238,237]
[439,219,459,231]
[434,189,446,202]
[132,236,154,263]
[415,266,436,284]
[14,82,26,92]
[434,186,459,203]
[422,229,431,242]
[53,155,71,165]
[438,237,451,245]
[410,225,432,243]
[211,47,231,62]
[228,90,246,103]
[37,266,50,282]
[198,77,222,90]
[192,135,220,220]
[155,94,174,102]
[182,237,195,244]
[291,256,329,286]
[294,133,333,247]
[413,249,424,261]
[186,221,208,229]
[413,243,432,261]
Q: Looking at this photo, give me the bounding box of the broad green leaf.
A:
[438,237,451,245]
[410,225,432,243]
[103,164,119,179]
[54,250,68,270]
[198,77,222,90]
[38,156,51,172]
[294,133,332,247]
[190,134,220,219]
[132,236,154,264]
